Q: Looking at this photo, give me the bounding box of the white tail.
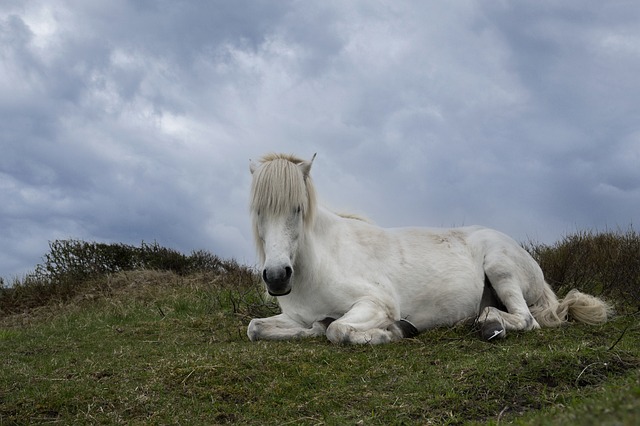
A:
[530,283,612,327]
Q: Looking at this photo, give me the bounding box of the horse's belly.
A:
[387,232,486,328]
[401,286,483,328]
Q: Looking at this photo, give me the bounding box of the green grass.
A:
[1,269,638,425]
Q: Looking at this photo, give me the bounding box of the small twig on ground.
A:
[497,406,509,423]
[575,362,608,386]
[608,322,630,351]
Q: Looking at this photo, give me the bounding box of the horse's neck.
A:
[295,206,338,271]
[310,206,340,238]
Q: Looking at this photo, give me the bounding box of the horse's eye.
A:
[296,206,302,214]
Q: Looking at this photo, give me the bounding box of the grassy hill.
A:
[1,231,639,425]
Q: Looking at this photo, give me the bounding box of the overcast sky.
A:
[2,1,639,279]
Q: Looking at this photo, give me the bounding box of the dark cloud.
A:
[1,1,639,279]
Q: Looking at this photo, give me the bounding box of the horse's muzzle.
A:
[263,266,293,296]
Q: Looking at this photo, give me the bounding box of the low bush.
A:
[31,240,227,281]
[525,226,640,311]
[0,240,258,316]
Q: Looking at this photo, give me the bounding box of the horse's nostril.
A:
[285,266,293,279]
[262,269,268,282]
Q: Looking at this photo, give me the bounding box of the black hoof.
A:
[393,319,420,338]
[480,321,505,341]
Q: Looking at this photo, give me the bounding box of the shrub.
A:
[1,240,258,316]
[525,226,640,311]
[28,240,250,282]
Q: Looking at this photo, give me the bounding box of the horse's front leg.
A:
[325,297,419,345]
[247,313,331,341]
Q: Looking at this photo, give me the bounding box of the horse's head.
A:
[249,153,317,296]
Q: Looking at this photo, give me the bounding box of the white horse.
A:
[247,153,611,344]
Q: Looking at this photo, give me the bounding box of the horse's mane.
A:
[337,212,372,223]
[250,153,317,260]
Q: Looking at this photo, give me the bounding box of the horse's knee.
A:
[325,323,395,345]
[325,323,351,344]
[325,323,373,344]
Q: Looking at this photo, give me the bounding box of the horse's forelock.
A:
[250,155,316,224]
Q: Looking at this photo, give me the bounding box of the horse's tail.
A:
[530,282,612,327]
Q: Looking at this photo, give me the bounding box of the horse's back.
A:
[340,220,484,273]
[340,220,538,284]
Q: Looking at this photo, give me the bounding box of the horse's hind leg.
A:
[478,305,539,340]
[479,269,540,340]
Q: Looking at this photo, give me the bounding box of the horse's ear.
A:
[298,153,316,178]
[250,159,258,175]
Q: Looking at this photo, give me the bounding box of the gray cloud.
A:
[1,1,639,279]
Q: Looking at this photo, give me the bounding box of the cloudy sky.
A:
[2,1,639,279]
